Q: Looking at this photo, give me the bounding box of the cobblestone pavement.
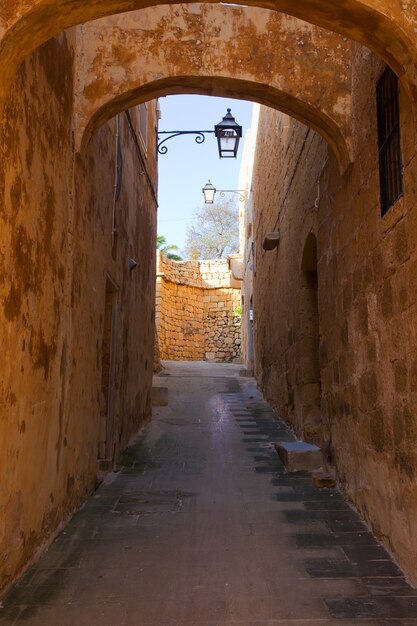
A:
[1,361,417,625]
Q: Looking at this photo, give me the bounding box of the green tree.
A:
[156,234,183,261]
[183,198,239,260]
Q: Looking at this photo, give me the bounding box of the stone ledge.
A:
[275,441,324,473]
[312,470,337,488]
[152,386,168,406]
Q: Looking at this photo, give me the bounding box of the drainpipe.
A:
[112,114,120,243]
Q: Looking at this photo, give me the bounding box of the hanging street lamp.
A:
[157,108,242,158]
[214,108,242,159]
[202,180,217,204]
[202,180,248,204]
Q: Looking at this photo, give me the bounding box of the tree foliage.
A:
[183,199,239,260]
[156,234,183,261]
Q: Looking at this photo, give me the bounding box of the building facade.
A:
[0,31,158,593]
[245,46,417,583]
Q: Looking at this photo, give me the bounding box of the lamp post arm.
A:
[218,189,248,203]
[157,130,215,155]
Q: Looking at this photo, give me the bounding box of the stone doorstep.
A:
[239,368,254,377]
[312,469,337,488]
[97,458,112,473]
[151,386,168,407]
[275,441,325,473]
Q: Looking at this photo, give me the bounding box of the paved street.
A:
[1,361,417,625]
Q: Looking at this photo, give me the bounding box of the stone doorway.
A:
[98,276,119,469]
[298,232,325,447]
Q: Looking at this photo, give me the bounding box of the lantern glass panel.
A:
[204,188,215,203]
[220,133,237,154]
[202,181,216,204]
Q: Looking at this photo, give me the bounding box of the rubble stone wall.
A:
[156,254,241,363]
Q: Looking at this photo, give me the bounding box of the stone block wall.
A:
[248,43,417,584]
[156,254,241,363]
[0,30,158,594]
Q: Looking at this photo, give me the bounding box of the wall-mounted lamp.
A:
[157,108,242,158]
[262,232,280,251]
[202,180,248,204]
[214,108,242,159]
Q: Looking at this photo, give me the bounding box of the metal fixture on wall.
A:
[202,180,248,204]
[157,109,242,158]
[262,232,280,251]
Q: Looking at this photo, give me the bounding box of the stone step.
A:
[312,469,337,488]
[275,441,324,473]
[239,368,254,377]
[151,386,168,406]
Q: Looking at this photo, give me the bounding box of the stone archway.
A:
[73,6,354,170]
[1,0,416,117]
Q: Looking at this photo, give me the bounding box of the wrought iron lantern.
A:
[202,180,217,204]
[214,108,242,159]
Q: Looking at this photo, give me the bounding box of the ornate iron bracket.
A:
[217,189,248,203]
[157,130,215,155]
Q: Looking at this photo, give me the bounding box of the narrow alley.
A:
[1,362,417,625]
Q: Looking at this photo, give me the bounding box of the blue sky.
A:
[157,95,254,256]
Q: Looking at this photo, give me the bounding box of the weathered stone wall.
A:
[3,0,417,598]
[73,6,354,170]
[156,254,241,362]
[249,44,417,584]
[0,30,158,593]
[3,0,417,124]
[239,106,260,373]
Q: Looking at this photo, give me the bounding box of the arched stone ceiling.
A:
[1,0,416,113]
[75,5,353,170]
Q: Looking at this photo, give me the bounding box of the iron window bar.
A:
[377,67,403,216]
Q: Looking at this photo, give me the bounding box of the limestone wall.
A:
[156,254,241,362]
[248,44,417,584]
[0,30,158,593]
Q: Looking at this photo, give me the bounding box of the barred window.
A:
[376,67,403,216]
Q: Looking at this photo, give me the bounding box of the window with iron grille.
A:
[376,67,403,216]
